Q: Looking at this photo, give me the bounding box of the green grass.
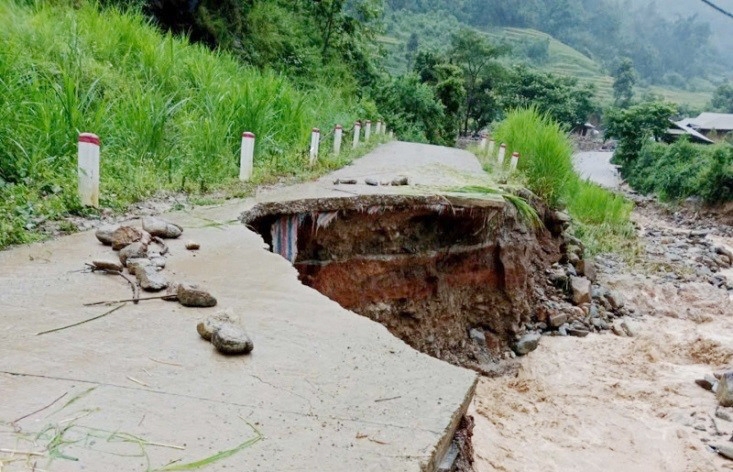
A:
[0,0,379,249]
[487,108,635,255]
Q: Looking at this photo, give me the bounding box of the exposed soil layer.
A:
[242,194,563,368]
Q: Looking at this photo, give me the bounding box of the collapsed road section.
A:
[240,141,585,376]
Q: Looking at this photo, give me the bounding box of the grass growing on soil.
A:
[486,108,635,254]
[0,0,379,249]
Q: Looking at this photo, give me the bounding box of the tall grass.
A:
[491,107,634,255]
[0,0,376,248]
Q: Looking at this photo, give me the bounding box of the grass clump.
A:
[488,107,635,255]
[0,0,378,249]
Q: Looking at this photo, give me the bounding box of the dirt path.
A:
[471,154,733,471]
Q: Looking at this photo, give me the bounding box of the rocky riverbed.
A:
[471,162,733,471]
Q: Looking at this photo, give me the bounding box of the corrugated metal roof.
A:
[669,120,715,144]
[685,112,733,131]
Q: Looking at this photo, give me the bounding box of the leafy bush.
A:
[627,138,733,204]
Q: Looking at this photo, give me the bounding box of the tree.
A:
[605,101,677,167]
[498,66,596,128]
[405,32,419,69]
[612,58,636,108]
[711,82,733,113]
[449,29,507,134]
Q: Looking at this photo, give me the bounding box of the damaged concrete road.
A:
[0,142,484,471]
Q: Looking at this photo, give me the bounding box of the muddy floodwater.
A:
[471,153,733,471]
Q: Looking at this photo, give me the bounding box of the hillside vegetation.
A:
[382,10,713,108]
[0,1,376,248]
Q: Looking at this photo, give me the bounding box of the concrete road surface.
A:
[0,141,477,471]
[573,151,622,189]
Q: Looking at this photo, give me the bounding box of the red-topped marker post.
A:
[78,133,100,208]
[309,128,320,165]
[333,124,343,156]
[510,151,520,171]
[364,120,372,142]
[497,143,507,165]
[353,121,361,149]
[240,131,255,181]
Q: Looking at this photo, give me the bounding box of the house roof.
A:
[668,120,715,144]
[683,112,733,132]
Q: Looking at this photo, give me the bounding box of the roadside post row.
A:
[479,133,519,171]
[77,120,390,206]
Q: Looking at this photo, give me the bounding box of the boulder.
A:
[142,217,183,239]
[212,323,254,355]
[364,178,379,186]
[570,276,592,305]
[549,312,568,328]
[469,328,486,344]
[177,283,217,307]
[716,372,733,407]
[95,224,120,245]
[390,176,409,186]
[119,242,148,266]
[136,265,168,292]
[513,333,541,356]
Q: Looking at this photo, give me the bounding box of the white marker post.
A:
[488,139,495,158]
[389,131,394,139]
[309,128,320,165]
[364,120,372,142]
[497,143,507,165]
[240,131,255,181]
[333,124,343,156]
[353,121,361,149]
[376,120,382,135]
[510,152,520,171]
[78,133,100,208]
[479,134,487,151]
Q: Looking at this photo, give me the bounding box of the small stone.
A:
[197,310,239,341]
[164,283,179,301]
[513,333,541,356]
[549,313,568,328]
[212,323,253,355]
[95,224,120,245]
[136,265,168,292]
[605,290,625,310]
[390,176,409,186]
[715,443,733,460]
[570,276,592,305]
[620,320,636,337]
[567,327,590,337]
[469,328,486,344]
[334,178,357,185]
[611,322,626,337]
[119,241,148,266]
[558,324,569,336]
[126,258,151,275]
[142,217,183,239]
[149,256,166,269]
[91,259,123,272]
[185,241,200,250]
[177,283,217,307]
[111,226,145,251]
[364,178,379,186]
[696,378,715,391]
[716,407,733,422]
[548,268,568,289]
[716,372,733,407]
